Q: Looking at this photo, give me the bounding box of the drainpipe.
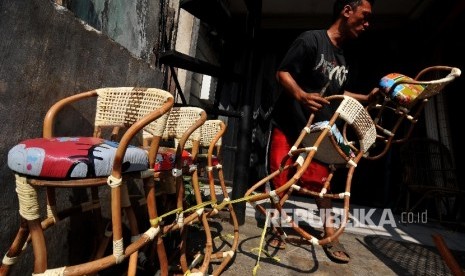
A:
[231,0,262,225]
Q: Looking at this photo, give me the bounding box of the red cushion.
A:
[154,147,193,171]
[8,137,148,179]
[210,155,220,167]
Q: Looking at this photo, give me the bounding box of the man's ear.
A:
[342,4,353,18]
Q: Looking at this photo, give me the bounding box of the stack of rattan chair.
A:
[136,106,208,275]
[144,116,239,275]
[1,87,174,275]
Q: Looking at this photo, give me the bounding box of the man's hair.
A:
[332,0,375,22]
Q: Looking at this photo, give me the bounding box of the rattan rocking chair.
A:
[1,87,174,276]
[242,65,461,263]
[245,95,377,247]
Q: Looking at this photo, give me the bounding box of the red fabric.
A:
[210,155,220,167]
[269,127,329,192]
[8,137,150,178]
[153,147,193,171]
[9,137,105,178]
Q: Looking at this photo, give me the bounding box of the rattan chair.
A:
[245,95,377,246]
[141,106,209,275]
[194,119,239,276]
[240,65,461,267]
[1,87,174,276]
[400,138,465,223]
[364,66,461,160]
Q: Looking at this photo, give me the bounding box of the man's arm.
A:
[276,70,330,112]
[344,87,379,103]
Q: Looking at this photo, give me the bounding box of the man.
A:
[268,0,378,263]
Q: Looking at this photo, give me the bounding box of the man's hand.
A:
[299,92,330,112]
[276,71,330,111]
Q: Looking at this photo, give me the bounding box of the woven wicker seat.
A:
[1,87,174,276]
[245,95,376,247]
[365,66,461,160]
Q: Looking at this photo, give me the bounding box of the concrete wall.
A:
[175,9,197,101]
[0,0,164,274]
[66,0,161,63]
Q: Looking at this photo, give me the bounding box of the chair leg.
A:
[0,218,29,275]
[121,183,139,276]
[182,168,213,275]
[12,174,48,274]
[432,233,465,276]
[28,219,47,274]
[210,166,239,276]
[87,187,106,263]
[109,184,124,265]
[3,175,112,276]
[2,226,50,275]
[90,222,112,268]
[143,177,168,275]
[179,227,189,273]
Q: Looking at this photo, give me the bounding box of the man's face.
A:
[346,0,373,39]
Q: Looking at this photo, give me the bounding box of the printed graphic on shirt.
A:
[314,54,348,87]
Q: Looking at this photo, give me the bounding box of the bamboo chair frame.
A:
[363,65,461,160]
[193,119,239,276]
[400,138,465,223]
[244,95,377,246]
[242,65,461,260]
[142,106,209,275]
[0,87,174,276]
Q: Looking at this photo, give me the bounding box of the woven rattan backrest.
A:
[336,96,377,153]
[199,120,224,148]
[95,87,173,137]
[415,67,461,100]
[162,106,205,145]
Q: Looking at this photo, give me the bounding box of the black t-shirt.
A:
[271,30,349,141]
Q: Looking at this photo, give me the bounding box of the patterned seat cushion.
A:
[379,73,425,107]
[154,147,193,172]
[8,137,149,179]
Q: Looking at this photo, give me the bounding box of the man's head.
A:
[332,0,374,39]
